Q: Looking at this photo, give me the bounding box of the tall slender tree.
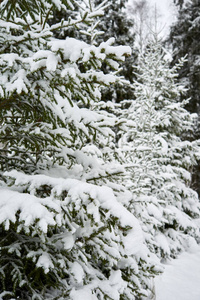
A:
[118,36,200,260]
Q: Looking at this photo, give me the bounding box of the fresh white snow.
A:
[155,245,200,300]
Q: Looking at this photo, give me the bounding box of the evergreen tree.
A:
[0,0,157,298]
[118,36,200,260]
[169,0,200,194]
[170,0,200,130]
[49,0,137,102]
[173,0,184,8]
[93,0,137,102]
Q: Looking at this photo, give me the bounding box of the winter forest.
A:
[0,0,200,299]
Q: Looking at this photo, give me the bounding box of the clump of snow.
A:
[62,232,74,250]
[0,189,56,232]
[71,262,85,284]
[70,287,98,300]
[36,252,54,274]
[49,38,89,62]
[109,270,127,294]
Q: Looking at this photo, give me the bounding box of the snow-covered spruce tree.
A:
[0,0,157,299]
[118,36,200,260]
[43,0,137,103]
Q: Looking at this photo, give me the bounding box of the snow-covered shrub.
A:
[0,170,149,299]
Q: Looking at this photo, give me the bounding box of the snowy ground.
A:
[155,245,200,300]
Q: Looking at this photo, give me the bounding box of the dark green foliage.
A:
[0,0,74,22]
[49,0,137,102]
[169,0,200,194]
[170,0,200,123]
[94,0,137,102]
[48,2,80,40]
[94,0,134,46]
[0,228,62,299]
[173,0,184,8]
